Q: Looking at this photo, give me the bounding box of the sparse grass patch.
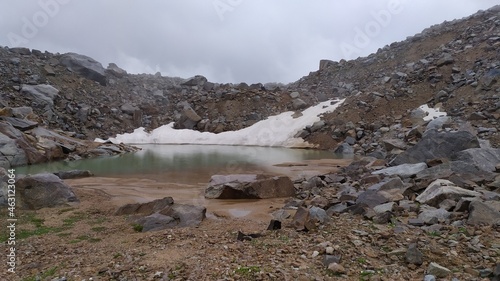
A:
[21,266,58,281]
[132,223,143,232]
[62,211,87,227]
[90,217,108,225]
[91,226,106,232]
[70,235,101,243]
[57,207,75,214]
[357,257,367,264]
[234,265,261,277]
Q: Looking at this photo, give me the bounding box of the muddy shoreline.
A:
[65,158,352,222]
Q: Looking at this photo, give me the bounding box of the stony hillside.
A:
[0,48,315,142]
[291,6,500,152]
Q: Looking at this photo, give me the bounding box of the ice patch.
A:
[419,104,447,121]
[99,99,345,148]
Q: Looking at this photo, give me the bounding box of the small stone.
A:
[311,251,320,258]
[327,262,345,274]
[325,246,334,255]
[424,275,436,281]
[408,218,425,226]
[323,254,342,267]
[405,243,423,265]
[427,262,451,278]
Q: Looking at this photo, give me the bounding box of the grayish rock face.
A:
[390,130,480,166]
[467,200,500,226]
[115,197,206,231]
[372,163,427,178]
[21,84,60,106]
[60,52,107,85]
[416,179,481,207]
[16,173,79,210]
[453,148,500,172]
[205,174,295,199]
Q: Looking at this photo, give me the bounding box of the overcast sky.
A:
[0,1,498,84]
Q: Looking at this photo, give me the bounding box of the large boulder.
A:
[115,197,206,231]
[20,84,59,106]
[205,174,296,199]
[176,106,202,129]
[115,197,174,216]
[390,130,480,166]
[453,148,500,172]
[182,75,207,86]
[416,179,481,207]
[60,53,107,86]
[17,173,79,209]
[467,201,500,226]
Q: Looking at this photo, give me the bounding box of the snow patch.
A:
[99,99,345,148]
[419,104,447,121]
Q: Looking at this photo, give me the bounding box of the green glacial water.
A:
[16,145,341,180]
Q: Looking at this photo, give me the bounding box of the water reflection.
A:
[17,145,341,178]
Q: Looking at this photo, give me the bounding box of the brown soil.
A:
[1,158,498,281]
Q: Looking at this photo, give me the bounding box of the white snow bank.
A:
[99,99,344,148]
[419,104,447,121]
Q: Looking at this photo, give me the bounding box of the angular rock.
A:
[17,173,79,209]
[382,138,407,151]
[427,262,451,278]
[21,84,59,106]
[60,53,107,85]
[436,53,454,66]
[11,106,34,119]
[467,201,500,226]
[292,206,310,230]
[53,170,93,179]
[106,63,127,77]
[309,206,328,224]
[416,179,481,207]
[372,163,427,178]
[120,103,140,115]
[368,177,405,191]
[453,148,500,172]
[373,202,395,214]
[334,142,354,155]
[355,190,388,208]
[405,243,423,265]
[391,130,479,166]
[205,174,295,199]
[177,106,202,129]
[182,75,207,86]
[0,132,28,168]
[416,163,453,181]
[115,197,175,216]
[135,213,176,232]
[292,98,307,110]
[0,117,38,131]
[159,203,206,227]
[418,206,450,225]
[267,219,282,230]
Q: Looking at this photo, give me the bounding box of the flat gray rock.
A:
[60,53,107,85]
[205,174,295,199]
[416,179,481,207]
[372,163,427,178]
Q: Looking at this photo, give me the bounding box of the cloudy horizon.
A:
[1,1,498,84]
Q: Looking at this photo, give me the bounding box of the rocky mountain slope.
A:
[1,7,499,158]
[292,6,500,152]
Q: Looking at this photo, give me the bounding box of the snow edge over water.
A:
[98,99,345,148]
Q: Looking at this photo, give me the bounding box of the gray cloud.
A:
[0,0,497,84]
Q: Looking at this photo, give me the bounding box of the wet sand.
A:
[65,158,352,222]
